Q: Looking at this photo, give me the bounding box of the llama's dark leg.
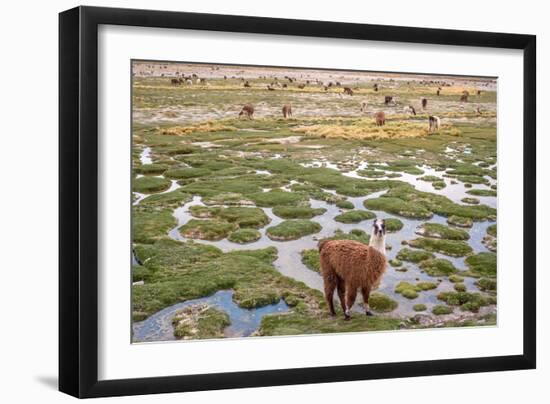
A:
[336,278,346,314]
[323,274,337,316]
[344,286,357,321]
[361,287,374,316]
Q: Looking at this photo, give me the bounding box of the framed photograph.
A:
[59,6,536,398]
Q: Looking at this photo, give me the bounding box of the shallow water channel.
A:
[133,290,289,342]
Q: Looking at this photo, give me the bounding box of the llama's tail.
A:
[318,239,331,251]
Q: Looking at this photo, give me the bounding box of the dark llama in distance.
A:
[343,87,354,96]
[421,97,428,109]
[319,219,388,320]
[238,104,255,119]
[282,104,292,118]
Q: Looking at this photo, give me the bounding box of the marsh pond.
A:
[131,62,497,342]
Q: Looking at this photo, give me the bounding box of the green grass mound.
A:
[266,220,322,241]
[258,311,402,336]
[447,215,473,228]
[385,218,404,232]
[364,197,432,219]
[289,184,345,204]
[140,189,192,208]
[413,304,427,312]
[395,282,420,299]
[189,206,270,228]
[370,161,423,175]
[415,223,470,240]
[273,206,327,219]
[228,229,261,244]
[181,178,264,198]
[432,305,453,315]
[248,190,309,207]
[133,207,176,244]
[336,200,355,209]
[133,176,172,194]
[419,258,457,276]
[464,252,497,277]
[476,278,497,291]
[417,176,446,189]
[448,274,465,283]
[134,163,169,175]
[368,293,398,313]
[437,291,495,312]
[466,189,497,197]
[446,164,488,177]
[417,281,438,291]
[408,238,473,257]
[233,289,281,309]
[454,283,467,292]
[357,169,387,178]
[418,175,441,182]
[202,193,253,206]
[301,249,320,272]
[389,259,402,267]
[461,197,480,204]
[172,304,230,339]
[456,175,489,185]
[179,219,237,240]
[396,248,435,263]
[487,224,497,237]
[383,186,496,220]
[164,167,211,179]
[334,210,376,223]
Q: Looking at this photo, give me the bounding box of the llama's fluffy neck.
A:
[369,231,386,255]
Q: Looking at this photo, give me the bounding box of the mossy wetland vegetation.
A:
[131,62,498,342]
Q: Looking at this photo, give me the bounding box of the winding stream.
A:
[133,290,289,342]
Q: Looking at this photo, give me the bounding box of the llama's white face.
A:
[373,219,386,237]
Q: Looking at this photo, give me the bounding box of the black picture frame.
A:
[59,5,536,398]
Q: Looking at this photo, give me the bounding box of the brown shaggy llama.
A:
[374,111,386,126]
[343,87,354,96]
[319,219,388,320]
[282,104,292,118]
[238,104,255,119]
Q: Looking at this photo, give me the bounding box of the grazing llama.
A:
[319,219,388,320]
[282,104,292,118]
[238,104,255,119]
[343,87,354,96]
[404,105,416,115]
[421,98,428,109]
[360,101,368,112]
[429,115,441,132]
[375,111,386,126]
